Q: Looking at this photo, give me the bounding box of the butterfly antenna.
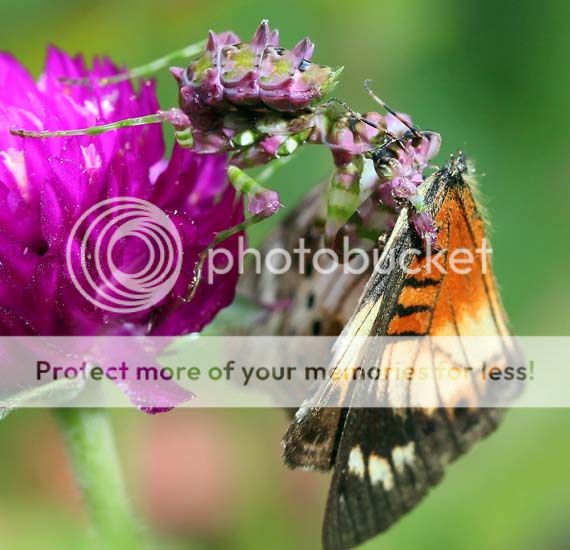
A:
[363,80,422,139]
[59,40,207,86]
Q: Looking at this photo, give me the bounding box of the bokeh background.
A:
[1,1,569,548]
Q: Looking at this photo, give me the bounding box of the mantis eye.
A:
[298,59,311,72]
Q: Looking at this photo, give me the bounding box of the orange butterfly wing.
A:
[318,155,519,549]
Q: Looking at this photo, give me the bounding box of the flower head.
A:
[0,48,244,409]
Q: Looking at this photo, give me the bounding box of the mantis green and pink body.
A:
[9,20,442,295]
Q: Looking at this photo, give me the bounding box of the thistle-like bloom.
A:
[0,48,243,409]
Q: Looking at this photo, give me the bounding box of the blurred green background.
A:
[1,0,569,549]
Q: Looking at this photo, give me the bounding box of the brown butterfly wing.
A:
[239,183,380,340]
[239,182,388,469]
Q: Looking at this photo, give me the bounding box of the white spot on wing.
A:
[294,405,310,423]
[368,453,394,490]
[392,442,415,473]
[348,446,365,478]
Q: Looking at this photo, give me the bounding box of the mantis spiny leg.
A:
[323,157,365,242]
[186,165,283,301]
[10,108,195,148]
[59,40,207,86]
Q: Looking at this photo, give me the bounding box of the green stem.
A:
[54,408,141,548]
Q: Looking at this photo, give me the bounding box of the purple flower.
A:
[0,48,244,409]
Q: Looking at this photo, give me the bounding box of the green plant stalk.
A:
[54,408,140,548]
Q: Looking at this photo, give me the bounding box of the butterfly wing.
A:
[316,155,519,549]
[239,180,390,469]
[241,153,517,549]
[238,182,384,339]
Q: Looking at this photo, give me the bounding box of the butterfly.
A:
[240,153,519,549]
